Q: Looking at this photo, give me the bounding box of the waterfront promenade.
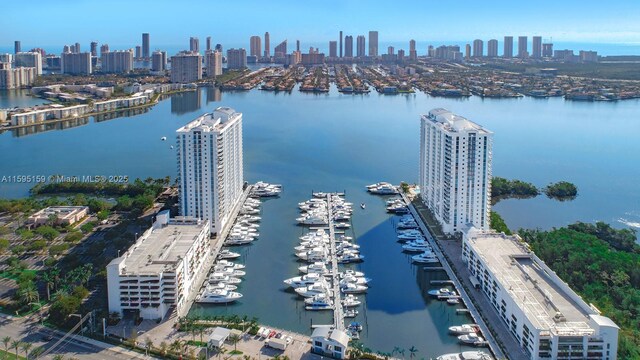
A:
[410,197,529,360]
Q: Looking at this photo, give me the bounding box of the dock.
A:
[326,194,345,331]
[423,267,445,271]
[430,280,454,284]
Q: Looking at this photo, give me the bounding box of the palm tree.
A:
[241,315,248,331]
[144,337,153,356]
[228,333,241,351]
[2,336,11,354]
[11,340,21,360]
[216,347,227,360]
[198,327,205,344]
[392,347,401,356]
[29,346,44,359]
[20,342,32,360]
[19,286,39,306]
[52,355,65,360]
[398,348,406,359]
[169,340,181,355]
[408,346,418,359]
[159,341,168,356]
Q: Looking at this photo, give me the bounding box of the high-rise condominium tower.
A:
[503,36,513,58]
[176,107,244,234]
[142,33,150,58]
[368,31,378,57]
[419,108,493,234]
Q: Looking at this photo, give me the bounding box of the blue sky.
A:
[3,0,639,49]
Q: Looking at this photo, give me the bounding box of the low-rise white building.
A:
[27,206,89,226]
[106,211,211,320]
[93,94,149,112]
[10,104,90,126]
[462,227,619,360]
[310,326,350,359]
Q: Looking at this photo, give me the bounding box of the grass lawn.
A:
[0,348,26,360]
[0,269,38,281]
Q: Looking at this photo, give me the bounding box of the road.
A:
[0,315,155,359]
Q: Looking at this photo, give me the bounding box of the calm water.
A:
[1,86,639,356]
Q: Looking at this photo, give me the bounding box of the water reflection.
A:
[171,90,201,115]
[9,117,90,137]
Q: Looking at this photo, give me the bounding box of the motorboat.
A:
[336,241,360,250]
[239,207,260,215]
[333,213,351,221]
[217,249,241,259]
[205,282,238,291]
[458,333,484,345]
[341,294,362,307]
[339,270,366,278]
[360,203,366,209]
[215,260,245,269]
[294,242,327,252]
[343,309,359,318]
[212,267,246,278]
[448,324,480,335]
[436,351,492,360]
[299,262,329,274]
[412,251,439,264]
[238,215,261,222]
[428,288,456,297]
[397,230,424,241]
[397,221,418,229]
[337,252,364,263]
[387,204,409,213]
[283,273,324,288]
[367,182,392,189]
[402,242,432,253]
[225,237,254,246]
[339,274,371,285]
[447,298,461,305]
[312,192,329,198]
[295,282,330,297]
[304,294,333,310]
[208,273,242,285]
[196,289,243,304]
[161,136,167,141]
[296,248,328,262]
[348,321,363,332]
[296,214,328,225]
[341,283,368,294]
[334,222,351,229]
[370,184,398,195]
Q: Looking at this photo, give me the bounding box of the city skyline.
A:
[2,0,640,47]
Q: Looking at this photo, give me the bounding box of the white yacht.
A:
[212,266,246,278]
[217,249,241,259]
[295,282,330,297]
[238,215,261,222]
[397,230,424,241]
[334,222,351,229]
[304,294,333,311]
[208,273,242,285]
[339,270,366,278]
[337,252,364,263]
[448,324,480,335]
[205,282,238,291]
[343,309,359,318]
[402,242,432,253]
[296,248,329,262]
[458,333,484,345]
[296,214,328,225]
[370,185,398,195]
[341,294,362,307]
[283,273,324,288]
[412,251,439,264]
[367,182,392,190]
[197,289,243,304]
[436,351,492,360]
[339,274,371,285]
[299,262,329,274]
[447,298,461,305]
[428,288,455,297]
[294,242,325,252]
[397,221,418,229]
[225,237,254,246]
[215,260,245,269]
[341,283,368,294]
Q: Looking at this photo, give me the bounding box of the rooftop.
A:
[176,107,241,133]
[466,229,600,336]
[117,217,207,275]
[424,108,492,134]
[311,326,350,347]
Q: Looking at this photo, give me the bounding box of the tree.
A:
[18,285,39,306]
[29,346,44,359]
[52,355,65,360]
[159,341,168,356]
[2,336,11,354]
[0,238,9,253]
[408,346,418,359]
[169,340,182,355]
[228,333,241,351]
[21,342,32,360]
[11,340,21,360]
[217,347,227,360]
[144,337,153,356]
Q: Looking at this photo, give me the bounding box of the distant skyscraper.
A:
[518,36,528,58]
[135,46,142,59]
[409,39,417,61]
[387,46,394,56]
[205,50,222,76]
[397,49,405,61]
[472,39,483,58]
[176,107,244,235]
[75,42,81,54]
[503,36,513,58]
[329,41,337,58]
[151,51,165,72]
[339,31,343,58]
[274,40,287,59]
[100,44,109,56]
[61,52,92,75]
[465,44,471,60]
[542,42,554,57]
[344,36,353,58]
[101,50,134,73]
[206,36,212,52]
[170,51,202,83]
[419,108,493,234]
[296,40,300,52]
[368,31,378,57]
[190,37,200,54]
[356,35,366,58]
[15,52,42,75]
[264,32,270,58]
[250,36,262,57]
[487,39,498,57]
[90,42,98,57]
[142,33,150,59]
[532,36,542,58]
[215,44,223,53]
[14,41,21,54]
[227,48,247,69]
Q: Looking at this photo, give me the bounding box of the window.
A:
[314,341,322,347]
